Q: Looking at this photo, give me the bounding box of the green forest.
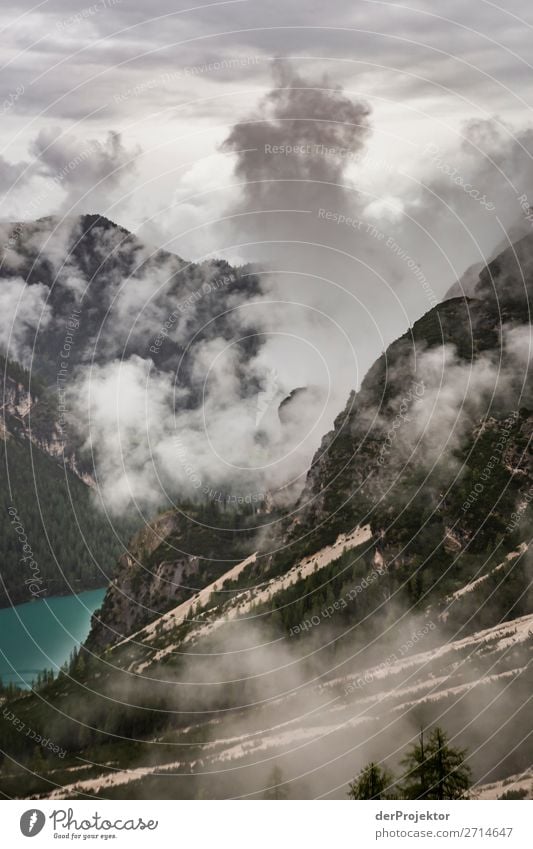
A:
[0,434,138,607]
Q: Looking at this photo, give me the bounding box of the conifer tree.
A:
[348,761,396,799]
[401,727,471,800]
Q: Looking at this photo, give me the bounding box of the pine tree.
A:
[427,726,471,800]
[401,727,471,800]
[400,729,431,799]
[348,761,396,799]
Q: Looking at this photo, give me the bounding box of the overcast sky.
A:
[2,0,533,508]
[2,0,533,364]
[1,0,532,261]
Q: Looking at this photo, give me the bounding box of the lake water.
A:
[0,587,106,688]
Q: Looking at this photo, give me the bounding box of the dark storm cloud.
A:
[222,58,372,210]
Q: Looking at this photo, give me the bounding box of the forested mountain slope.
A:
[1,234,533,799]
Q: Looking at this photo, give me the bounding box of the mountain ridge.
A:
[1,228,533,799]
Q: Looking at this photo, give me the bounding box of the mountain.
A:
[0,353,140,607]
[0,213,262,381]
[1,234,533,799]
[0,214,265,606]
[442,218,533,301]
[1,351,91,482]
[86,501,273,653]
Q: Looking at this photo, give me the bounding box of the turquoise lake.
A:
[0,587,107,688]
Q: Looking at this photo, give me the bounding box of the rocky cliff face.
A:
[0,213,262,382]
[279,236,533,563]
[86,235,533,654]
[3,234,533,799]
[0,214,271,606]
[1,359,94,485]
[0,353,141,607]
[0,375,33,442]
[86,510,186,651]
[86,503,270,651]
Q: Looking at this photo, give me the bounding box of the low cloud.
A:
[0,277,51,365]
